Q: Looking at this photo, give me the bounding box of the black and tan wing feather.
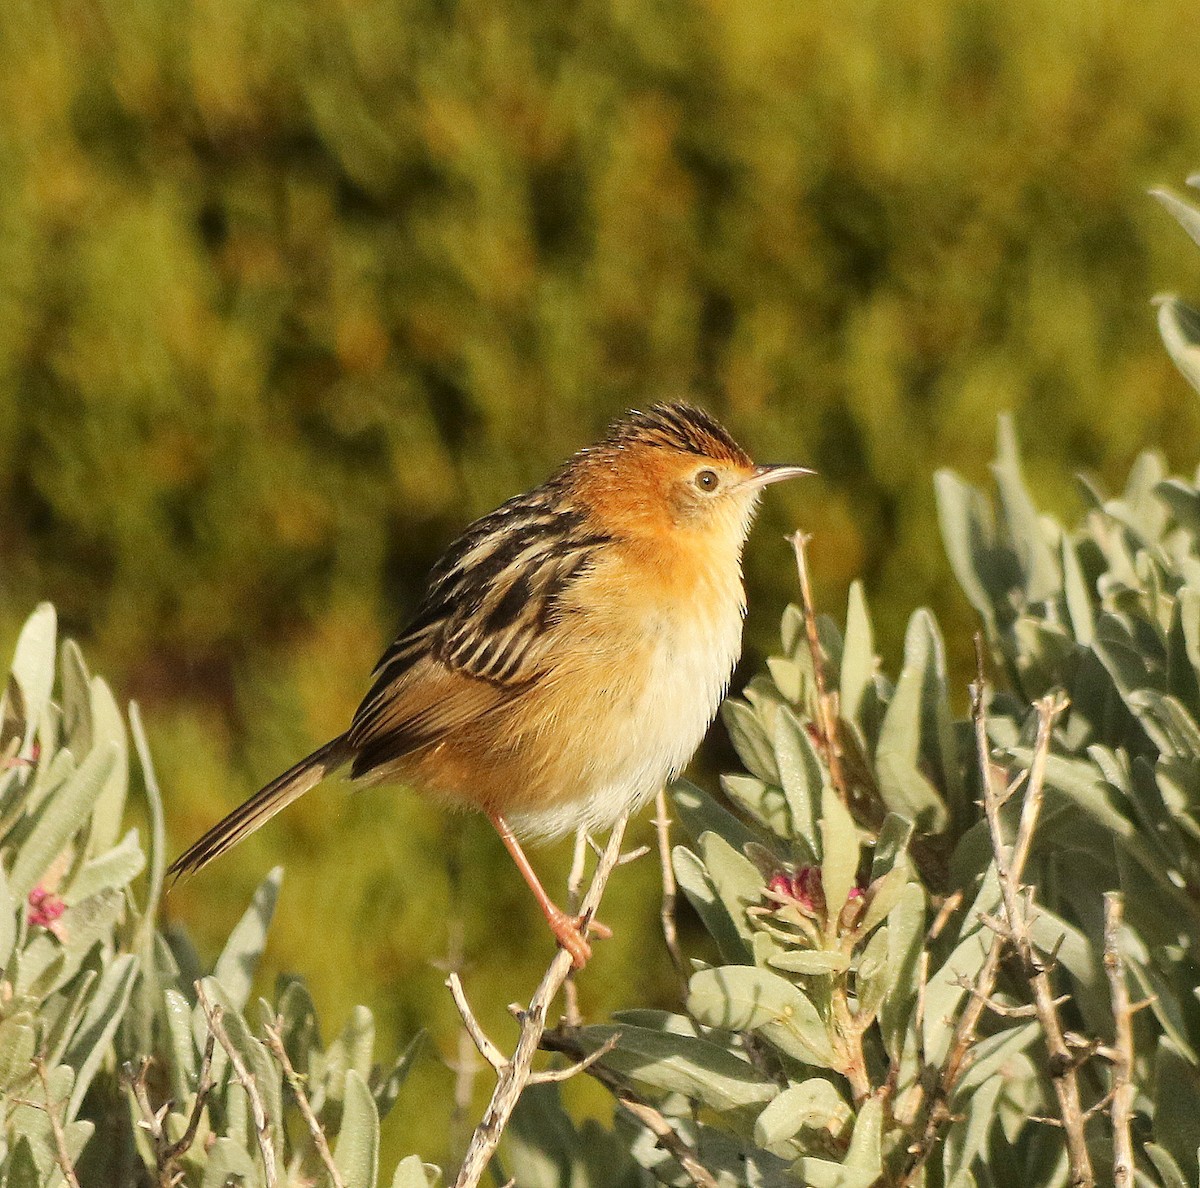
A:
[347,484,610,776]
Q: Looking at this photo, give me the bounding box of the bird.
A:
[169,402,812,966]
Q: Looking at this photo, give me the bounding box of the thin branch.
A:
[527,1033,622,1085]
[446,973,507,1072]
[788,531,848,801]
[654,786,687,993]
[33,1059,81,1188]
[1104,893,1136,1187]
[262,1018,344,1188]
[451,816,630,1188]
[541,1027,719,1188]
[898,643,1080,1187]
[196,983,279,1188]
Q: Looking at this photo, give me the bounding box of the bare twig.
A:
[899,643,1082,1186]
[196,983,279,1188]
[527,1033,622,1084]
[451,816,630,1188]
[983,691,1091,1186]
[33,1060,82,1188]
[541,1027,719,1188]
[262,1019,344,1188]
[446,972,507,1072]
[1104,893,1136,1187]
[563,829,590,1027]
[653,786,687,992]
[788,531,847,801]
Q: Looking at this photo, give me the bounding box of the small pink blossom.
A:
[767,866,826,913]
[27,886,66,938]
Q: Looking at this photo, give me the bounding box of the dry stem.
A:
[653,786,687,993]
[33,1059,82,1188]
[196,983,279,1188]
[788,531,848,801]
[1103,893,1135,1186]
[262,1018,344,1188]
[451,816,630,1188]
[898,643,1079,1186]
[540,1027,719,1188]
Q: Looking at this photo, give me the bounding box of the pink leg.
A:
[489,813,606,968]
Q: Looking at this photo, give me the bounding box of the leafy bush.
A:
[0,605,428,1187]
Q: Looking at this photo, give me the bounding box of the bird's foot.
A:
[545,906,611,968]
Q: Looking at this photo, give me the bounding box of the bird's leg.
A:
[488,813,609,968]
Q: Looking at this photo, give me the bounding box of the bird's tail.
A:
[168,734,353,881]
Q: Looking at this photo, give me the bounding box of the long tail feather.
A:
[168,735,352,880]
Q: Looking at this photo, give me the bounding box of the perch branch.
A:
[540,1027,719,1188]
[1103,893,1136,1187]
[527,1033,622,1084]
[446,972,507,1072]
[451,815,630,1188]
[196,983,279,1188]
[262,1018,345,1188]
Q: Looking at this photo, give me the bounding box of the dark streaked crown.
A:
[599,402,753,467]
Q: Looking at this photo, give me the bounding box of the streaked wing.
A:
[347,486,609,769]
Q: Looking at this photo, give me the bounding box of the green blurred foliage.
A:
[3,0,1200,1171]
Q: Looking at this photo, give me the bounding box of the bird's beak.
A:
[742,464,816,491]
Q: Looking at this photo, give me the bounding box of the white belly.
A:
[509,592,745,839]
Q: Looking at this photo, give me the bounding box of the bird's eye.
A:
[694,469,720,493]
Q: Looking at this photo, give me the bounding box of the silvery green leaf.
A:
[855,926,889,1022]
[1061,534,1095,645]
[573,1022,775,1110]
[64,829,144,904]
[58,640,92,759]
[992,414,1061,602]
[0,861,15,967]
[334,1069,379,1188]
[840,581,875,729]
[213,866,283,1013]
[84,677,127,856]
[774,709,823,858]
[873,627,950,833]
[670,779,762,855]
[841,1095,883,1176]
[373,1031,423,1119]
[9,743,117,899]
[323,1005,376,1108]
[65,953,138,1117]
[4,1136,41,1188]
[42,969,98,1070]
[163,987,198,1101]
[820,786,860,925]
[859,866,909,940]
[766,655,803,704]
[954,1021,1039,1096]
[944,1077,1002,1187]
[0,1014,36,1092]
[881,882,925,1055]
[870,815,912,882]
[129,703,166,931]
[673,846,753,964]
[1153,1038,1200,1184]
[199,1137,256,1188]
[781,604,805,655]
[934,470,1002,632]
[697,832,764,945]
[687,966,835,1067]
[10,604,57,754]
[1145,1143,1189,1188]
[768,949,849,975]
[924,868,1000,1065]
[1154,186,1200,248]
[719,773,791,838]
[753,1078,850,1151]
[390,1156,440,1188]
[721,698,780,784]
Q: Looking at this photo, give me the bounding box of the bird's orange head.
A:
[568,402,812,546]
